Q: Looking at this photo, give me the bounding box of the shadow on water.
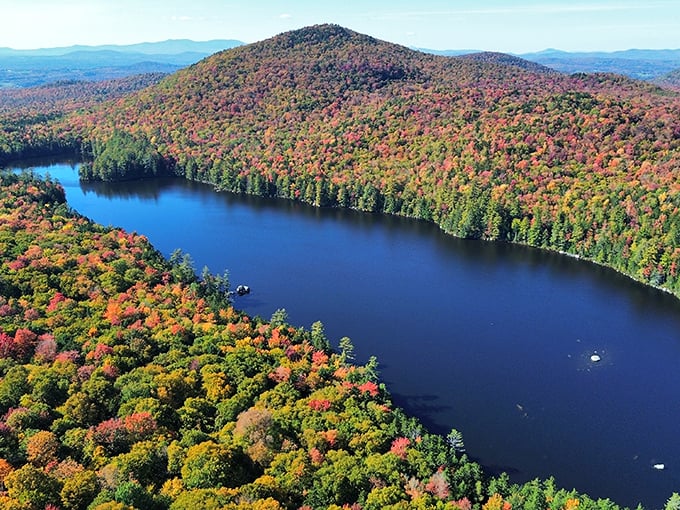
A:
[390,389,522,479]
[389,391,452,434]
[4,154,80,170]
[80,177,184,201]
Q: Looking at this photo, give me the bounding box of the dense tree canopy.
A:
[0,171,643,508]
[0,74,164,164]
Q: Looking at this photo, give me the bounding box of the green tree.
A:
[5,464,61,510]
[310,321,330,352]
[81,130,165,182]
[30,367,70,407]
[0,365,29,413]
[112,440,168,488]
[114,480,156,509]
[666,493,680,510]
[169,249,197,285]
[181,441,255,489]
[304,450,367,507]
[169,488,231,510]
[339,336,355,365]
[60,469,99,510]
[270,309,289,327]
[179,397,217,432]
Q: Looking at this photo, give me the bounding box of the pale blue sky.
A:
[0,0,678,53]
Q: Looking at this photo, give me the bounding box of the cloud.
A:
[279,13,293,19]
[170,15,194,22]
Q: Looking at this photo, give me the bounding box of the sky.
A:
[0,0,679,54]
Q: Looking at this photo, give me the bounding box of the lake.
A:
[17,161,680,508]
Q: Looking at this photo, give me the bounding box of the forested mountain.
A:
[421,48,680,80]
[0,74,166,160]
[0,74,166,114]
[654,68,680,90]
[456,52,557,74]
[52,24,680,299]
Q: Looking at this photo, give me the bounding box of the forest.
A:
[0,74,164,164]
[0,171,657,509]
[1,23,680,509]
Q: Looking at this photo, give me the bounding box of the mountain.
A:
[58,24,680,297]
[654,68,680,90]
[419,47,680,80]
[516,48,680,79]
[0,74,166,115]
[0,38,243,57]
[521,48,680,62]
[415,47,479,56]
[457,51,557,74]
[0,59,181,89]
[6,23,680,300]
[0,39,243,88]
[0,73,167,161]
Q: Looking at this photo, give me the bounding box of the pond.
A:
[18,161,680,508]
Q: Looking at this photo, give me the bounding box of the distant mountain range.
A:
[0,39,243,57]
[0,39,244,88]
[519,48,680,80]
[420,47,680,81]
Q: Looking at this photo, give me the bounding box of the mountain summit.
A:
[86,23,562,132]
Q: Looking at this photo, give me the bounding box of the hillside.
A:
[654,68,680,90]
[0,74,165,160]
[49,24,680,300]
[457,51,558,75]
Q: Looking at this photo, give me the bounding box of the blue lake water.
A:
[18,162,680,508]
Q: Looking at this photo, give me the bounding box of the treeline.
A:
[79,130,168,181]
[0,171,656,509]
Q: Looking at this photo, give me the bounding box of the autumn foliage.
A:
[0,172,637,508]
[0,23,672,508]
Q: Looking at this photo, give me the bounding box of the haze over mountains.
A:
[0,39,243,57]
[0,39,243,88]
[424,47,680,81]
